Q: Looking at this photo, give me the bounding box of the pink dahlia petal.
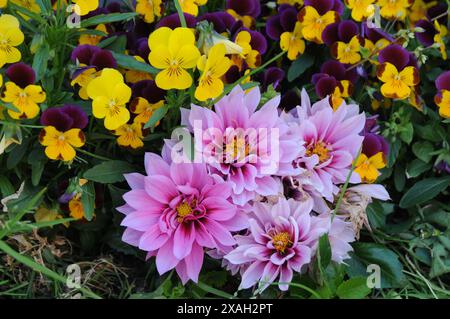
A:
[170,162,194,186]
[203,218,236,246]
[202,197,236,221]
[144,175,178,204]
[121,210,160,231]
[122,228,144,246]
[145,152,171,176]
[139,225,170,251]
[194,222,217,248]
[173,222,195,259]
[156,239,179,275]
[124,173,145,189]
[240,261,266,289]
[278,265,293,291]
[123,189,163,211]
[184,243,204,283]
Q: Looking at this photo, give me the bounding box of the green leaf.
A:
[144,104,169,129]
[412,141,434,163]
[406,159,432,178]
[318,234,332,270]
[7,139,29,170]
[0,176,15,198]
[399,176,450,208]
[81,181,95,221]
[83,160,135,184]
[103,35,127,53]
[111,51,158,74]
[336,277,371,299]
[399,122,413,144]
[287,53,314,82]
[80,12,137,28]
[346,243,406,288]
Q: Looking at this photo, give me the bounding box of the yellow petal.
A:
[64,129,86,148]
[155,67,193,90]
[25,85,46,103]
[149,45,171,69]
[104,107,130,130]
[399,66,420,86]
[39,126,60,146]
[369,152,387,169]
[176,45,201,69]
[195,77,224,101]
[168,27,196,55]
[377,62,398,83]
[148,26,172,51]
[92,96,110,119]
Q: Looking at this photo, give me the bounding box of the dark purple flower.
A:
[199,12,236,33]
[304,0,343,15]
[314,75,339,98]
[427,3,448,25]
[435,71,450,91]
[226,0,261,17]
[40,104,88,131]
[362,133,389,158]
[135,37,150,62]
[60,104,89,130]
[6,63,36,88]
[415,20,437,47]
[259,67,285,91]
[71,45,101,65]
[266,5,297,40]
[378,44,410,70]
[132,80,166,103]
[224,65,242,83]
[106,1,122,13]
[362,22,394,43]
[316,60,359,83]
[156,13,197,28]
[90,49,118,69]
[41,108,74,132]
[233,27,268,54]
[435,161,450,174]
[280,89,301,111]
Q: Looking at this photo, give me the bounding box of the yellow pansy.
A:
[364,38,390,59]
[71,67,99,100]
[179,0,208,17]
[148,27,201,90]
[69,195,86,220]
[298,6,338,44]
[125,56,153,83]
[280,22,305,61]
[409,0,436,25]
[87,68,132,130]
[39,126,86,162]
[331,80,352,110]
[0,0,6,7]
[136,0,163,23]
[195,44,231,101]
[377,62,419,100]
[130,97,164,124]
[0,14,24,68]
[232,31,260,69]
[79,24,108,46]
[435,90,450,119]
[344,0,375,22]
[377,0,412,20]
[354,152,386,183]
[433,21,447,60]
[35,206,68,227]
[10,0,40,14]
[227,9,254,29]
[334,35,362,64]
[1,82,46,119]
[72,0,99,16]
[114,122,144,149]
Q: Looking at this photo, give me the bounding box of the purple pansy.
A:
[266,4,298,40]
[41,104,88,132]
[6,63,36,88]
[226,0,261,18]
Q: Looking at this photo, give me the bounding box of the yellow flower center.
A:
[272,231,292,254]
[306,141,331,163]
[176,199,197,222]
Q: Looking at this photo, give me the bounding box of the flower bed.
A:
[0,0,449,299]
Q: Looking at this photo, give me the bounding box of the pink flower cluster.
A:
[118,86,389,291]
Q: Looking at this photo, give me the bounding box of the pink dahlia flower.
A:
[118,153,247,284]
[181,86,303,206]
[225,198,328,291]
[284,89,365,201]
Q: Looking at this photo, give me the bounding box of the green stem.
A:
[332,148,362,220]
[174,0,187,28]
[0,121,44,129]
[77,148,112,161]
[0,240,102,299]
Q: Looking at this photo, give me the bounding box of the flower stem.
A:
[0,120,44,129]
[174,0,187,28]
[77,148,112,161]
[332,148,362,220]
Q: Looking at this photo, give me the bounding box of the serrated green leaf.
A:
[336,277,371,299]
